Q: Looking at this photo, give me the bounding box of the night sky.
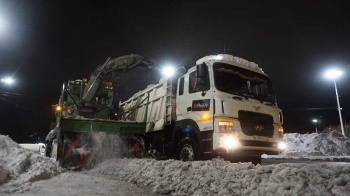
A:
[0,0,349,143]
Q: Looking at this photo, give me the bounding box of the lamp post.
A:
[312,119,318,133]
[325,69,345,137]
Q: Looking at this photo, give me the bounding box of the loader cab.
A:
[66,80,84,103]
[57,80,85,116]
[58,79,114,119]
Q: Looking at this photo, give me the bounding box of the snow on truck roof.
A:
[122,54,266,102]
[196,54,265,74]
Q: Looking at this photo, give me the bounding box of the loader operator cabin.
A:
[48,54,286,169]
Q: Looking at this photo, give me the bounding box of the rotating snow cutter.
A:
[48,54,157,170]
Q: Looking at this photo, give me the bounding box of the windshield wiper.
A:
[232,96,243,101]
[264,102,275,106]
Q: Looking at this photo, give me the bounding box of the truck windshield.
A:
[213,63,276,104]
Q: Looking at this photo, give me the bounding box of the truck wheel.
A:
[250,156,262,165]
[176,138,199,161]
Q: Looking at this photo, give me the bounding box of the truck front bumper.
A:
[213,134,287,156]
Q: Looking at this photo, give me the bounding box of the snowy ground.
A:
[263,131,350,162]
[1,131,350,195]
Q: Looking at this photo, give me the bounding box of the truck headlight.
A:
[218,121,235,133]
[220,136,240,149]
[278,141,287,150]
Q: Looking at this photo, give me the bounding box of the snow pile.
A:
[0,135,64,194]
[92,158,350,195]
[281,131,350,156]
[1,131,350,195]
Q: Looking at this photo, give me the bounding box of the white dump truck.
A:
[119,54,286,164]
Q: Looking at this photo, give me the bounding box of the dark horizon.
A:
[0,1,349,143]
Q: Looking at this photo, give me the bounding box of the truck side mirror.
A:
[196,63,209,95]
[196,63,208,86]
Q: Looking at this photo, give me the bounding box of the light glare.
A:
[325,70,343,79]
[56,106,62,111]
[221,136,240,149]
[278,141,287,150]
[162,66,175,77]
[215,55,223,60]
[1,77,14,85]
[0,17,5,31]
[0,14,8,35]
[202,113,209,120]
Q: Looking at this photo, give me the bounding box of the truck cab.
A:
[175,54,285,163]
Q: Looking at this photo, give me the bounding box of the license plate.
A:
[253,136,268,141]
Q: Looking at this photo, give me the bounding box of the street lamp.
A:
[325,69,345,137]
[1,76,15,85]
[312,119,318,133]
[161,65,186,77]
[162,66,176,77]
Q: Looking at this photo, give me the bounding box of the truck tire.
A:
[176,138,199,161]
[227,155,261,165]
[250,156,262,165]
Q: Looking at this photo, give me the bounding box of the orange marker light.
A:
[202,113,209,120]
[105,81,112,86]
[56,106,62,111]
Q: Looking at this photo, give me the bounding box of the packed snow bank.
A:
[281,131,350,156]
[92,158,350,195]
[0,135,64,194]
[1,131,350,195]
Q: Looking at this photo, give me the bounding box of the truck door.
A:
[176,76,187,120]
[176,68,213,130]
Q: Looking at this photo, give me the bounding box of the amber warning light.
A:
[56,106,62,111]
[52,105,62,112]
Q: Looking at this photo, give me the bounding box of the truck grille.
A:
[238,111,274,137]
